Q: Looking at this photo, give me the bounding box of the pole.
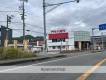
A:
[60,39,62,53]
[7,15,9,29]
[43,0,47,52]
[101,32,104,51]
[5,15,9,47]
[22,1,25,40]
[92,28,94,50]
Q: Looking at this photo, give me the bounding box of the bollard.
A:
[23,40,29,51]
[14,40,18,48]
[4,40,8,48]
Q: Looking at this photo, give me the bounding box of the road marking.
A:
[0,53,100,73]
[76,58,106,80]
[0,66,32,73]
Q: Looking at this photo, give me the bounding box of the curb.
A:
[0,54,66,66]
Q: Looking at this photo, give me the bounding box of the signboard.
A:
[99,24,106,30]
[74,31,90,41]
[49,29,69,40]
[51,29,65,34]
[49,33,69,40]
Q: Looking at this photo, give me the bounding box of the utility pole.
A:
[60,39,63,53]
[19,0,28,40]
[92,28,94,50]
[7,15,9,29]
[101,32,104,51]
[5,15,13,47]
[19,0,28,51]
[22,1,25,40]
[5,15,9,47]
[43,0,47,52]
[42,0,80,53]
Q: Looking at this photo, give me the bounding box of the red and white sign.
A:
[48,29,69,40]
[49,33,69,40]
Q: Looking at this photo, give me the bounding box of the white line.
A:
[0,66,32,73]
[0,53,100,73]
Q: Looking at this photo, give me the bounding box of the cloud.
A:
[0,0,106,37]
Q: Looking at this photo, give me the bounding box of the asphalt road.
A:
[0,52,106,80]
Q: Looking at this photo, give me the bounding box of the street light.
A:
[43,0,80,53]
[45,0,80,7]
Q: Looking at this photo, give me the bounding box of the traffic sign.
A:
[99,24,106,30]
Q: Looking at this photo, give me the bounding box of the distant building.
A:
[0,26,12,47]
[91,36,106,50]
[29,40,44,46]
[29,40,44,52]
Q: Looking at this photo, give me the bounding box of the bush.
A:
[20,52,34,58]
[0,48,35,60]
[5,48,20,59]
[0,48,4,59]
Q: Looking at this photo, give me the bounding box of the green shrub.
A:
[5,48,19,59]
[0,48,35,59]
[20,52,34,58]
[0,48,4,59]
[0,48,4,53]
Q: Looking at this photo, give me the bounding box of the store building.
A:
[47,30,91,51]
[47,29,69,51]
[74,31,91,50]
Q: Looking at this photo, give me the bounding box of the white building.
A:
[47,29,74,51]
[47,29,91,52]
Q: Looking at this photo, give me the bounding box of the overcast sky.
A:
[0,0,106,37]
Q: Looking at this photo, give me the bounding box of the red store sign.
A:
[48,33,69,40]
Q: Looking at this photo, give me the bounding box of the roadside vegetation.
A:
[0,48,36,60]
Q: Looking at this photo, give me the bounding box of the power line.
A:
[0,11,19,13]
[12,28,44,34]
[26,23,44,29]
[31,30,44,34]
[0,21,44,34]
[0,21,45,30]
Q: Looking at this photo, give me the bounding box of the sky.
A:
[0,0,106,37]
